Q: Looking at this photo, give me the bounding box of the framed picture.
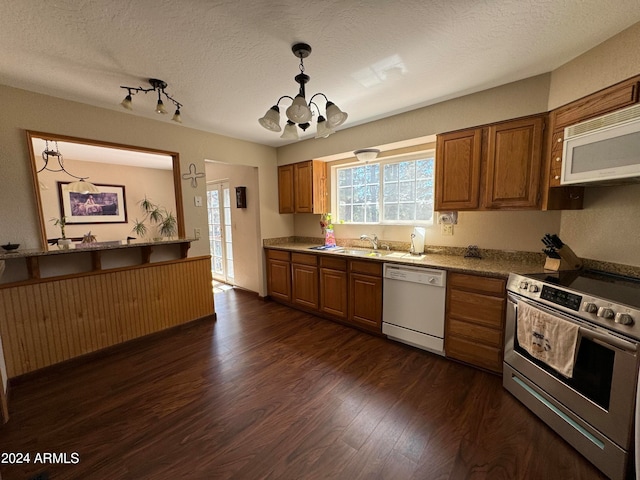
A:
[58,182,128,224]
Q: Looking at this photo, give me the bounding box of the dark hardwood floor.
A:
[0,288,607,479]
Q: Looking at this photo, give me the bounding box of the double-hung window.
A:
[334,151,435,225]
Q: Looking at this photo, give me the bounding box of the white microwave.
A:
[562,103,640,185]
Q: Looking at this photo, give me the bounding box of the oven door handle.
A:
[509,295,638,354]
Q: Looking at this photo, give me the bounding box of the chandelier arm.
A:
[276,95,294,105]
[309,92,329,105]
[309,101,321,116]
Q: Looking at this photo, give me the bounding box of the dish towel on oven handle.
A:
[516,300,580,378]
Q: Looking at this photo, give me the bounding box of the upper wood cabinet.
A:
[435,128,482,210]
[542,75,640,210]
[278,164,295,214]
[278,160,327,214]
[484,116,544,209]
[435,114,545,211]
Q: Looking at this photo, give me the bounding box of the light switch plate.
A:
[194,196,203,207]
[194,228,201,239]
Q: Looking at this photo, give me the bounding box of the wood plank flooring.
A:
[0,289,607,479]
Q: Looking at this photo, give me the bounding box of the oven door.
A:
[504,292,639,450]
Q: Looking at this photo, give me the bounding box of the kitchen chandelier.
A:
[258,43,348,140]
[38,140,100,194]
[120,78,183,123]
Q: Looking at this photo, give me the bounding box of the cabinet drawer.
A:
[448,290,505,328]
[320,256,347,271]
[350,260,382,276]
[266,249,290,261]
[445,335,503,373]
[448,273,505,296]
[447,317,502,347]
[291,252,318,266]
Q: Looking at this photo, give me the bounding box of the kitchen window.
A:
[333,152,435,224]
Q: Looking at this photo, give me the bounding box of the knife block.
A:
[544,257,572,271]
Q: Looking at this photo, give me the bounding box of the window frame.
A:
[331,150,436,226]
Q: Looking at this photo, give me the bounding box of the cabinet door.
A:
[320,268,348,319]
[292,263,319,310]
[435,128,482,210]
[484,116,544,209]
[267,259,291,302]
[349,273,382,332]
[278,164,295,214]
[294,161,314,213]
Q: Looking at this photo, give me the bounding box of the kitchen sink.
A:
[385,251,426,260]
[334,248,384,257]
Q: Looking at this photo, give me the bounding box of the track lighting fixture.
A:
[259,43,348,140]
[120,78,183,123]
[38,140,99,193]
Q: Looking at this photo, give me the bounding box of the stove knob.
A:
[519,281,529,290]
[528,284,539,293]
[582,302,598,313]
[597,307,615,319]
[615,313,634,326]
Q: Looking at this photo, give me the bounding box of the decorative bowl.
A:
[2,243,20,251]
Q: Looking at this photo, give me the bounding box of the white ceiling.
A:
[3,1,640,148]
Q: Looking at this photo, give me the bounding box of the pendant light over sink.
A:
[258,43,348,140]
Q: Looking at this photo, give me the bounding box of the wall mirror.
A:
[26,131,185,249]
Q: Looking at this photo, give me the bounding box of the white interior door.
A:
[207,181,234,284]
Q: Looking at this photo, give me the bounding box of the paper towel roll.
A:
[412,227,425,254]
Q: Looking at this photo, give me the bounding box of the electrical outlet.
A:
[194,228,201,239]
[441,224,454,236]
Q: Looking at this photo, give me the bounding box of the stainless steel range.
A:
[504,270,640,480]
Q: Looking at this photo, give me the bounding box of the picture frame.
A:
[58,182,128,224]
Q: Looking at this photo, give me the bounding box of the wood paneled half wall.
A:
[0,257,214,378]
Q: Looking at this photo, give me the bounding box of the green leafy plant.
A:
[51,216,67,239]
[132,197,177,239]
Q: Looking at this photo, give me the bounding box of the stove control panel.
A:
[507,273,639,338]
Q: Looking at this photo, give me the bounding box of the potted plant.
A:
[132,197,177,240]
[51,216,71,247]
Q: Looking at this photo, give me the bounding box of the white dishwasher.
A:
[382,263,446,355]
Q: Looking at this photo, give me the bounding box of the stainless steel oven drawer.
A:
[503,363,630,480]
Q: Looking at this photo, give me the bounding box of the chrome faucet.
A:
[360,234,379,250]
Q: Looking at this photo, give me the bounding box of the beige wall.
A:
[548,22,640,110]
[278,74,551,166]
[549,22,640,267]
[39,159,176,241]
[205,161,262,294]
[0,84,284,296]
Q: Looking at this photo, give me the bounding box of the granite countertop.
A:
[264,238,640,279]
[0,238,197,260]
[264,242,550,278]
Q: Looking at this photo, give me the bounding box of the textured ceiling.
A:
[2,1,640,147]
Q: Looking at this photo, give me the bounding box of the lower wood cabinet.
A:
[266,249,291,302]
[444,272,506,374]
[319,257,348,320]
[265,249,383,334]
[348,260,383,333]
[291,253,319,310]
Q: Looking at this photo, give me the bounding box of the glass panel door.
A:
[207,181,234,284]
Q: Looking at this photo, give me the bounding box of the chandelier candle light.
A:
[120,78,183,123]
[259,43,348,140]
